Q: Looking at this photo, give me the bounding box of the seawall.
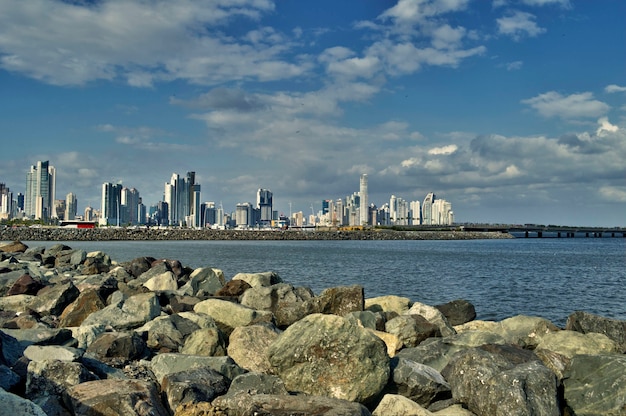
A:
[0,227,513,241]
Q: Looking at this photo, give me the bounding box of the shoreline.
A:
[0,227,513,241]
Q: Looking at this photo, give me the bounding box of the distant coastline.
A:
[0,227,513,241]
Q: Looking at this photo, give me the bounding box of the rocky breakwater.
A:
[0,240,624,416]
[0,226,513,241]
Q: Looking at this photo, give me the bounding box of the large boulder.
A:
[373,394,433,416]
[26,359,98,400]
[179,327,227,356]
[365,295,412,315]
[566,310,626,353]
[7,274,44,296]
[441,347,559,416]
[385,314,440,348]
[134,314,202,352]
[65,379,169,416]
[406,302,456,337]
[0,388,46,416]
[30,281,80,316]
[224,372,289,397]
[58,289,106,327]
[212,392,372,416]
[240,282,314,327]
[0,241,28,253]
[193,298,273,335]
[142,271,178,292]
[150,353,245,385]
[386,357,451,407]
[80,292,161,330]
[178,267,225,296]
[267,313,389,404]
[534,329,619,359]
[435,299,476,326]
[160,367,229,414]
[563,354,626,415]
[496,315,560,348]
[85,331,148,366]
[227,324,281,373]
[232,271,282,288]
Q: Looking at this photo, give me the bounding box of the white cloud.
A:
[521,91,610,119]
[497,11,546,41]
[605,84,626,93]
[506,60,523,71]
[428,144,458,155]
[596,117,619,137]
[598,186,626,202]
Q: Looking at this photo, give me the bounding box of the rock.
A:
[214,278,251,297]
[373,394,433,416]
[65,379,169,416]
[143,271,178,292]
[2,326,74,348]
[534,349,570,381]
[124,257,156,279]
[365,295,412,315]
[227,324,280,373]
[58,289,106,327]
[180,267,225,296]
[168,295,201,313]
[85,331,148,366]
[232,271,282,288]
[368,329,402,357]
[150,353,245,385]
[387,357,451,407]
[225,372,289,397]
[0,241,28,253]
[497,315,560,348]
[135,314,201,352]
[385,314,440,348]
[0,388,47,416]
[432,404,476,415]
[80,292,161,330]
[7,274,44,296]
[0,364,21,390]
[566,310,626,353]
[0,294,36,313]
[441,347,559,416]
[240,283,314,327]
[26,359,98,400]
[79,251,112,275]
[534,329,619,359]
[212,392,372,416]
[267,313,389,404]
[1,329,26,366]
[23,345,82,362]
[161,367,230,414]
[193,298,274,336]
[30,281,80,316]
[406,302,456,337]
[435,299,476,326]
[180,327,227,356]
[346,310,385,331]
[70,324,107,350]
[563,354,626,415]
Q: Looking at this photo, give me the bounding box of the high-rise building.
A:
[25,160,56,220]
[359,174,368,225]
[100,182,123,226]
[121,187,140,225]
[257,189,273,226]
[65,192,77,220]
[432,199,454,225]
[164,172,200,227]
[235,202,253,228]
[422,192,435,225]
[409,200,421,225]
[0,183,13,220]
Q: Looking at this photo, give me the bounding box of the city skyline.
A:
[0,1,624,227]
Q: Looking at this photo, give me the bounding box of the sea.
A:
[24,237,626,328]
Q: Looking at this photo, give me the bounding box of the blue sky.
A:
[1,0,625,226]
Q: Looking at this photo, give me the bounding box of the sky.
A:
[0,0,625,227]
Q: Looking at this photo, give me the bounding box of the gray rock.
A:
[65,379,169,416]
[435,299,476,326]
[70,324,107,350]
[58,288,106,328]
[240,282,314,327]
[142,271,178,292]
[193,298,274,336]
[212,392,372,416]
[29,281,80,316]
[135,314,201,352]
[23,345,82,362]
[365,295,412,315]
[0,364,21,391]
[160,367,229,414]
[86,331,148,366]
[227,324,281,373]
[226,372,289,397]
[150,353,245,385]
[267,313,389,404]
[26,359,98,400]
[441,347,559,416]
[80,292,161,330]
[566,310,626,353]
[1,326,74,349]
[232,271,282,288]
[385,314,440,348]
[179,266,225,296]
[179,327,227,356]
[346,310,385,331]
[563,354,626,415]
[0,388,47,416]
[406,302,456,337]
[534,329,619,359]
[387,357,451,407]
[373,394,432,416]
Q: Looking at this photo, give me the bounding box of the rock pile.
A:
[0,240,624,415]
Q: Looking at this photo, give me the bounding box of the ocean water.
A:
[24,238,626,327]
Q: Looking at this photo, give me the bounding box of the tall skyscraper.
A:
[257,189,273,226]
[65,192,77,220]
[422,192,435,225]
[25,160,56,220]
[100,182,123,226]
[359,174,368,226]
[164,172,200,227]
[0,183,13,220]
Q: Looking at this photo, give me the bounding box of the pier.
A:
[462,224,626,238]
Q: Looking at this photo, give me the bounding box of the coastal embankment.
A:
[0,227,513,241]
[0,240,624,415]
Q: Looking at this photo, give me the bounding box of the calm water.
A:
[24,238,626,327]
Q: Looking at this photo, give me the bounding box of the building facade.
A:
[25,160,56,220]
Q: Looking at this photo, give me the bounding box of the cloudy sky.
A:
[1,0,625,226]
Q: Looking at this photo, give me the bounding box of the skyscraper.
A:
[65,192,77,220]
[359,174,368,226]
[257,188,273,226]
[100,182,123,226]
[164,172,200,227]
[422,192,435,225]
[25,160,56,220]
